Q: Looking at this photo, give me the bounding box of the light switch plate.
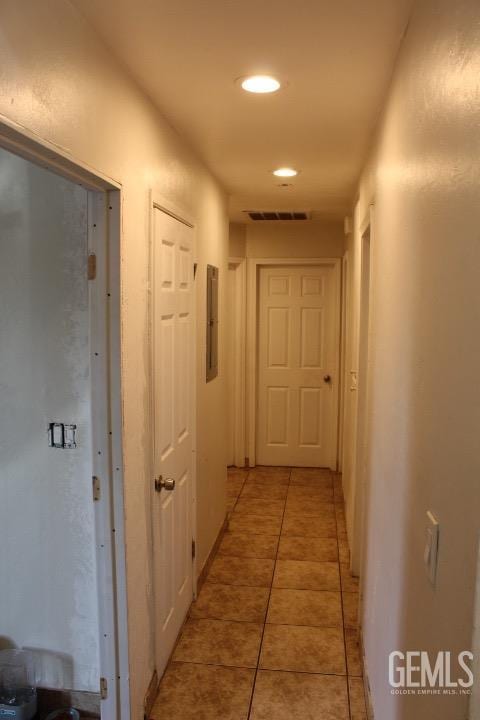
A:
[424,510,439,586]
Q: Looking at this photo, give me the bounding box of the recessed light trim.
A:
[240,75,281,94]
[273,167,298,177]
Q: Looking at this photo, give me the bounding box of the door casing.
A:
[227,257,247,467]
[0,117,129,720]
[350,206,375,580]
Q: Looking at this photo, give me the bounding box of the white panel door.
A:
[257,264,340,468]
[152,207,194,678]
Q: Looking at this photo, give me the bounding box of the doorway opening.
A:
[0,128,128,720]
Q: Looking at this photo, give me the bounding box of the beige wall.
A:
[0,1,228,717]
[343,0,480,717]
[229,222,247,257]
[230,219,345,258]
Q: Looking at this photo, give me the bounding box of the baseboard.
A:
[196,515,229,593]
[359,628,375,719]
[37,687,100,718]
[143,669,159,720]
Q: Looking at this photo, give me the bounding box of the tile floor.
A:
[151,466,367,720]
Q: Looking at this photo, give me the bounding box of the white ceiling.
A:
[73,0,412,221]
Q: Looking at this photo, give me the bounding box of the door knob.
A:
[154,476,176,492]
[323,375,332,384]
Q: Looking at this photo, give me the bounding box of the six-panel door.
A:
[152,207,194,678]
[257,264,340,468]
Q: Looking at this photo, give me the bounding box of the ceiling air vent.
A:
[245,211,310,221]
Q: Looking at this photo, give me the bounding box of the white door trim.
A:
[148,189,198,600]
[337,252,349,472]
[0,119,129,720]
[247,257,342,469]
[351,205,375,578]
[89,190,130,718]
[228,257,247,467]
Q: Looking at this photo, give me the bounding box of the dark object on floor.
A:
[45,709,80,720]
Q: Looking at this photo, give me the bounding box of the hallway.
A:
[2,1,480,718]
[151,466,366,719]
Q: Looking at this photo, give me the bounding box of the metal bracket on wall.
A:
[100,677,108,700]
[88,252,97,280]
[92,476,101,502]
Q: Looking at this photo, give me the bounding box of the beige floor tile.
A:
[273,560,340,591]
[173,618,263,668]
[245,475,290,488]
[290,468,332,486]
[234,497,285,518]
[287,484,335,500]
[241,482,288,500]
[208,555,275,587]
[228,467,249,478]
[151,662,255,720]
[250,670,349,720]
[349,677,367,719]
[345,627,363,677]
[282,512,337,538]
[248,466,291,483]
[340,563,360,592]
[339,537,350,563]
[227,476,246,496]
[342,592,359,629]
[226,497,238,513]
[218,532,279,560]
[190,582,270,623]
[335,506,347,531]
[259,624,346,674]
[285,498,334,517]
[267,588,343,628]
[228,513,283,536]
[277,536,338,562]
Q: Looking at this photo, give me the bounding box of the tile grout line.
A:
[333,472,353,720]
[245,466,292,720]
[170,657,357,677]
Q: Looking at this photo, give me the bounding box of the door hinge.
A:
[100,677,108,700]
[92,476,101,502]
[191,539,196,560]
[88,253,97,280]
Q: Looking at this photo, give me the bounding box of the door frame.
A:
[337,251,350,472]
[0,118,129,719]
[246,257,342,469]
[228,257,247,467]
[148,189,198,605]
[350,205,375,578]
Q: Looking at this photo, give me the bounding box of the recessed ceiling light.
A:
[273,167,298,177]
[240,75,281,94]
